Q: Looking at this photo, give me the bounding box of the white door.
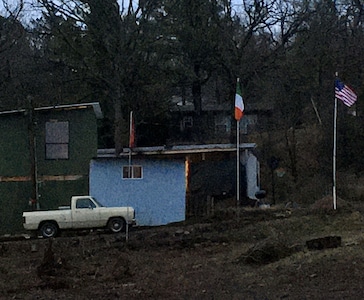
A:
[72,198,101,228]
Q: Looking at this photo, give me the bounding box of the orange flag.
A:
[129,111,135,148]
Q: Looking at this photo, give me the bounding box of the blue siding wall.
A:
[90,158,186,226]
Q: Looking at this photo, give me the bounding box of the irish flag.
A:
[235,79,244,121]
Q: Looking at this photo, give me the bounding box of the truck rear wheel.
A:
[40,222,58,238]
[107,217,125,233]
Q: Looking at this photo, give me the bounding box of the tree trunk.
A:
[285,127,298,182]
[113,87,124,156]
[192,81,202,115]
[191,63,203,141]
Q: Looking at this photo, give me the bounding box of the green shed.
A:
[0,102,102,234]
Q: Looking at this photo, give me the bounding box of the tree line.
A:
[1,0,364,201]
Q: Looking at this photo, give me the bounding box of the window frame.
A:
[182,116,193,129]
[76,198,96,209]
[122,165,143,179]
[45,121,70,160]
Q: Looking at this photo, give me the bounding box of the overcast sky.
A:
[0,0,41,22]
[0,0,139,20]
[0,0,243,26]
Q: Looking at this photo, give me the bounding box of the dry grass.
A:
[1,200,364,299]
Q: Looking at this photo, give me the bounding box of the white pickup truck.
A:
[22,196,136,238]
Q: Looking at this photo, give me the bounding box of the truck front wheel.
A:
[40,222,58,238]
[107,217,125,233]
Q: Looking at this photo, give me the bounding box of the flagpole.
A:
[333,96,337,210]
[333,75,358,210]
[234,77,243,210]
[127,111,134,242]
[129,111,133,176]
[333,73,338,210]
[237,119,240,208]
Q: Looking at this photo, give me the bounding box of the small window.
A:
[183,116,193,128]
[46,121,69,159]
[123,165,142,179]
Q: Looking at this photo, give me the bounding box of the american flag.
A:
[335,79,357,107]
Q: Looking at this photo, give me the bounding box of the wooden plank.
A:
[0,175,83,182]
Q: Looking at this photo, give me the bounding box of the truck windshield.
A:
[92,197,105,207]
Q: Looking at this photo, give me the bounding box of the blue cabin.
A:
[90,144,262,226]
[90,157,186,226]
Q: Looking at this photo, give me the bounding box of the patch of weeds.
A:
[239,242,289,265]
[0,265,9,274]
[238,236,302,265]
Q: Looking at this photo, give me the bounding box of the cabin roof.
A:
[0,102,103,119]
[97,143,256,158]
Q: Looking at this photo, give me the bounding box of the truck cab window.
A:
[76,199,95,209]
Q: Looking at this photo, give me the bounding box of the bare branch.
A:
[2,0,24,20]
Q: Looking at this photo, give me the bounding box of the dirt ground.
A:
[1,197,364,299]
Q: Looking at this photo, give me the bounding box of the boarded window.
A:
[123,165,142,179]
[46,121,69,159]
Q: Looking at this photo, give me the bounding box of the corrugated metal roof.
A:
[97,143,256,158]
[0,102,103,119]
